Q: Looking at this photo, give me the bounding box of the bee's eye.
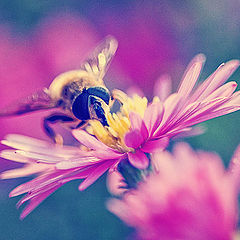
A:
[72,91,90,120]
[87,87,110,104]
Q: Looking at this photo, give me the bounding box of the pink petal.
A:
[59,164,111,184]
[143,102,164,137]
[92,150,124,160]
[2,135,81,157]
[229,144,240,188]
[72,129,110,151]
[19,185,60,219]
[222,90,240,106]
[177,54,206,99]
[169,126,206,139]
[129,112,148,140]
[16,182,60,207]
[107,170,127,196]
[0,164,49,179]
[127,150,149,169]
[190,60,240,102]
[183,97,230,124]
[0,150,29,163]
[5,134,50,148]
[154,74,172,101]
[9,171,64,197]
[163,101,201,133]
[78,160,116,191]
[56,157,102,169]
[124,129,144,149]
[161,93,181,124]
[205,81,237,101]
[184,106,240,127]
[141,137,169,153]
[154,94,181,136]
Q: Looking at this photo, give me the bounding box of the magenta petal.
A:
[154,74,172,101]
[72,129,110,151]
[19,185,60,219]
[92,150,124,160]
[107,170,127,196]
[78,160,116,191]
[205,81,237,100]
[129,112,148,140]
[144,102,164,136]
[190,60,240,102]
[177,54,206,99]
[124,129,144,148]
[128,150,149,169]
[56,157,102,169]
[141,137,169,153]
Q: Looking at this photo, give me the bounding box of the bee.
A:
[0,36,119,143]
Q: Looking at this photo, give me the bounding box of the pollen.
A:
[87,93,148,153]
[121,94,148,118]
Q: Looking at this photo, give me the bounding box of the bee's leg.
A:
[43,113,75,144]
[75,120,88,129]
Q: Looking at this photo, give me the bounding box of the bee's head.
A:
[72,87,110,126]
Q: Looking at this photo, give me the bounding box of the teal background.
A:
[0,0,240,239]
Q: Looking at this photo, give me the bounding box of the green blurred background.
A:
[0,0,240,239]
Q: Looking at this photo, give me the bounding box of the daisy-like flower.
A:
[74,54,240,170]
[0,134,118,219]
[108,143,240,240]
[1,54,240,218]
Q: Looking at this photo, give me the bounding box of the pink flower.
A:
[124,104,169,169]
[81,54,240,170]
[108,143,240,240]
[0,134,119,219]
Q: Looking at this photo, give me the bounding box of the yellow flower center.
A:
[87,91,148,153]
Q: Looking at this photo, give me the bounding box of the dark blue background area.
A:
[0,175,130,240]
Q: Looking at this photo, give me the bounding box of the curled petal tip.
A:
[78,184,85,191]
[9,192,14,198]
[9,188,19,198]
[224,59,240,69]
[194,53,206,62]
[229,59,240,65]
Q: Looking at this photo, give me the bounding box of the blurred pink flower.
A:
[107,169,127,196]
[0,26,47,142]
[0,134,118,219]
[95,1,180,92]
[108,143,240,240]
[32,12,98,79]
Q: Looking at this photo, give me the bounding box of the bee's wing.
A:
[0,89,57,117]
[80,35,118,80]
